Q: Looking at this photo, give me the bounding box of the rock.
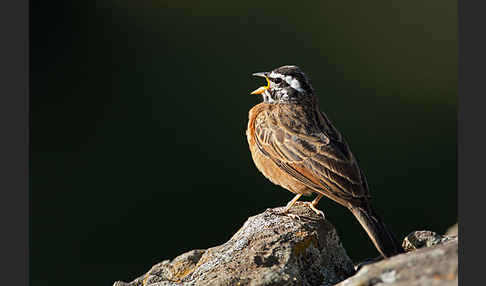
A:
[445,223,458,237]
[336,232,458,286]
[402,230,457,252]
[113,203,355,286]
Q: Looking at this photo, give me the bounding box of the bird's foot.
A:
[270,205,301,220]
[286,213,301,220]
[304,201,326,219]
[280,207,301,220]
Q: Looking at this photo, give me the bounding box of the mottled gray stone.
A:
[114,211,459,286]
[113,203,355,286]
[337,230,458,286]
[402,230,457,252]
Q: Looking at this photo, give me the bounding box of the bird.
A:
[246,65,403,258]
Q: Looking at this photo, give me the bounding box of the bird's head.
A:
[251,65,315,104]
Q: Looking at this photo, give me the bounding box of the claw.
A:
[304,201,326,219]
[287,213,301,220]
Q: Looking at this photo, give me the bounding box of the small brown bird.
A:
[246,65,403,258]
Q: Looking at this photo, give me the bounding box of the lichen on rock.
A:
[113,208,458,286]
[113,203,355,286]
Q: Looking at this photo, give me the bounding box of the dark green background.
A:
[31,1,457,286]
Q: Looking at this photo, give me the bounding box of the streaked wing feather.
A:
[255,111,367,199]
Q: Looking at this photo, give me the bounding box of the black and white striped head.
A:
[251,65,314,104]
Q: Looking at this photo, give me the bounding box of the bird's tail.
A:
[349,203,404,258]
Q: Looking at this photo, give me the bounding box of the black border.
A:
[458,0,486,285]
[0,1,29,286]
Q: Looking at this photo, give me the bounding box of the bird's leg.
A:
[283,193,303,212]
[304,194,325,219]
[280,193,303,219]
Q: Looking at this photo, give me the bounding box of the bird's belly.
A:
[250,144,313,196]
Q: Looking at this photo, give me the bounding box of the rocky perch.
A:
[113,204,458,286]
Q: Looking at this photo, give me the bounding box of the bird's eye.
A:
[272,77,282,84]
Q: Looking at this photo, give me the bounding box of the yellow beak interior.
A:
[251,77,271,95]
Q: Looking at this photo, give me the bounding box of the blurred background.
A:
[31,1,457,286]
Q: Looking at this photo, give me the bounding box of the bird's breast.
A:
[246,103,312,195]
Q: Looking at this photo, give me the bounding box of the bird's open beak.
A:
[251,72,271,95]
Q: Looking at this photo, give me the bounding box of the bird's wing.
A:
[253,109,368,201]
